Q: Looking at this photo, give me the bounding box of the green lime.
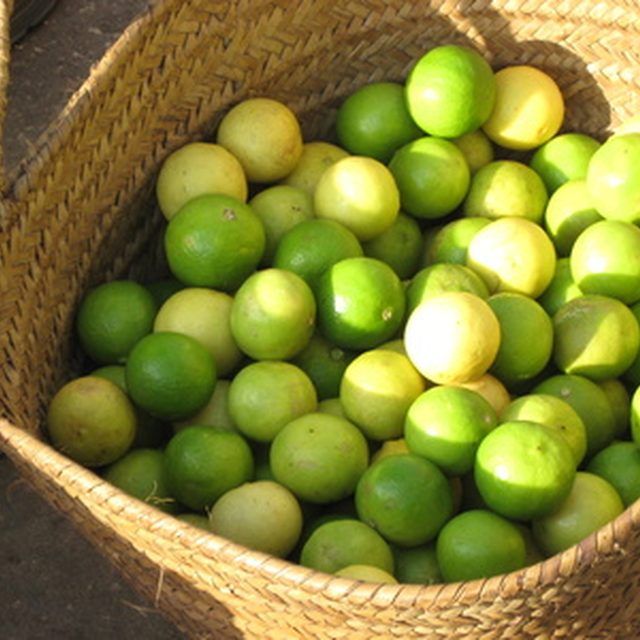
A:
[552,295,640,381]
[300,518,394,574]
[436,510,526,582]
[501,394,587,466]
[153,287,242,377]
[532,472,624,556]
[164,425,253,511]
[175,513,212,530]
[474,420,576,520]
[155,142,248,220]
[46,376,136,467]
[125,332,217,421]
[230,268,316,360]
[340,349,426,441]
[625,301,640,387]
[249,184,314,265]
[570,220,640,304]
[164,193,265,290]
[313,155,400,241]
[466,217,556,298]
[273,218,363,290]
[538,257,584,317]
[173,379,237,433]
[463,160,548,224]
[404,292,500,384]
[76,280,157,364]
[487,293,553,389]
[543,180,602,257]
[208,480,303,558]
[334,564,398,584]
[424,217,491,266]
[631,386,640,450]
[362,212,423,280]
[586,133,640,224]
[533,374,616,458]
[103,448,178,514]
[336,82,422,162]
[291,333,356,401]
[228,361,317,442]
[530,133,601,194]
[270,412,369,504]
[216,97,303,183]
[355,454,453,547]
[405,386,497,475]
[388,137,470,220]
[281,141,349,195]
[392,543,442,585]
[452,130,494,175]
[598,379,631,439]
[406,44,496,137]
[316,257,405,350]
[587,441,640,507]
[406,264,489,315]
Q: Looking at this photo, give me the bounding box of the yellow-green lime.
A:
[156,142,248,220]
[317,398,346,418]
[164,193,265,291]
[153,287,242,377]
[292,333,356,400]
[538,257,584,317]
[532,472,624,556]
[533,374,616,458]
[103,448,179,514]
[552,295,640,381]
[208,480,303,558]
[487,293,553,389]
[175,513,211,530]
[316,257,405,350]
[404,291,500,384]
[362,212,423,280]
[249,185,314,265]
[314,156,400,241]
[281,141,349,195]
[228,361,317,442]
[334,564,398,584]
[530,133,600,194]
[624,301,640,388]
[406,263,489,315]
[436,509,526,582]
[633,386,640,447]
[300,518,394,574]
[452,130,494,175]
[76,280,157,364]
[273,219,363,290]
[598,379,630,439]
[587,441,640,507]
[164,425,253,511]
[216,97,303,183]
[424,216,491,266]
[474,420,576,521]
[404,386,498,475]
[370,438,409,464]
[463,160,548,224]
[230,268,316,360]
[355,454,453,547]
[501,394,587,466]
[466,217,556,298]
[340,349,426,441]
[543,180,602,257]
[144,278,184,309]
[270,413,369,504]
[46,376,136,467]
[336,81,422,162]
[173,379,237,432]
[125,332,217,421]
[453,373,511,416]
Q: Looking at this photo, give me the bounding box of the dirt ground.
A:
[1,2,184,638]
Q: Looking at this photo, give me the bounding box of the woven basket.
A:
[2,1,640,637]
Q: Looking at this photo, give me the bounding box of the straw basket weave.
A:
[2,1,640,637]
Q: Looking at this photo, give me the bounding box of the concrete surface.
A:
[1,2,185,638]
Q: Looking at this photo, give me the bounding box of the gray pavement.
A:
[2,2,185,638]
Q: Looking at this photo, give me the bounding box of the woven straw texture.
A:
[2,0,640,637]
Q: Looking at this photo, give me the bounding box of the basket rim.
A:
[1,416,636,608]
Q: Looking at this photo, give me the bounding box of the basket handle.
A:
[0,1,11,195]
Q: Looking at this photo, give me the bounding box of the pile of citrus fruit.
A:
[46,43,640,586]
